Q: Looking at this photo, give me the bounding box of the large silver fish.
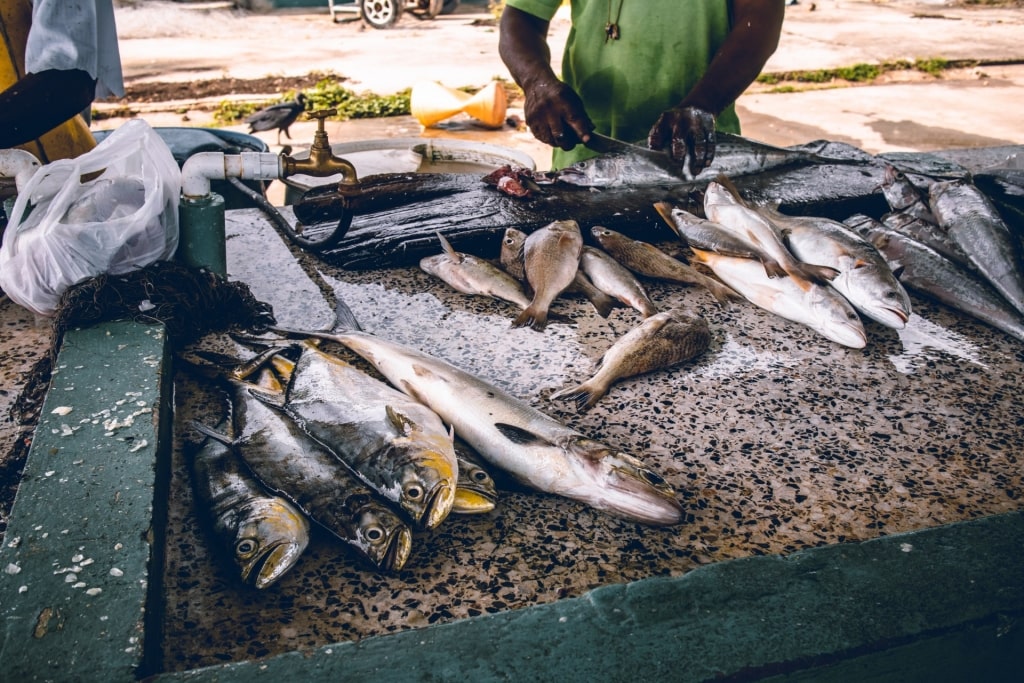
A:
[754,205,912,329]
[590,225,739,305]
[420,232,532,311]
[188,419,310,589]
[690,248,867,348]
[851,216,1024,343]
[550,309,710,411]
[193,380,414,572]
[272,341,458,530]
[929,178,1024,317]
[579,245,659,318]
[880,210,973,271]
[703,178,839,288]
[514,219,584,330]
[301,329,683,526]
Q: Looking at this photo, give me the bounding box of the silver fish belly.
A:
[579,245,659,318]
[420,232,532,310]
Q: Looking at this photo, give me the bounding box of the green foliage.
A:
[755,57,953,91]
[213,78,412,126]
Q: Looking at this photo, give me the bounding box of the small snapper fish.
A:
[420,232,532,311]
[579,245,659,318]
[291,324,684,526]
[188,418,310,589]
[550,309,711,411]
[590,225,738,305]
[754,204,912,330]
[514,219,584,331]
[690,248,867,349]
[191,376,414,572]
[502,226,616,318]
[267,340,458,530]
[703,178,839,289]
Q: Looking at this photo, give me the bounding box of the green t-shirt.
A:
[506,0,740,168]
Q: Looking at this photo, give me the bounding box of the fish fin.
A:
[706,279,742,306]
[189,420,234,446]
[246,384,288,410]
[763,260,788,279]
[435,232,464,263]
[588,291,618,318]
[385,405,419,436]
[795,263,841,283]
[331,296,363,333]
[494,423,559,447]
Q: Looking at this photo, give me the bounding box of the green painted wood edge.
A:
[0,321,172,681]
[158,510,1024,682]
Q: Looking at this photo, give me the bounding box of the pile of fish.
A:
[847,164,1024,342]
[420,220,715,409]
[183,310,684,588]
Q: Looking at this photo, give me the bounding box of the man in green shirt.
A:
[499,1,785,171]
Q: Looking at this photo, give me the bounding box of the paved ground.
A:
[100,0,1024,170]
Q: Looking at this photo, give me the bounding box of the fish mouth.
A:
[420,480,455,529]
[871,306,910,329]
[244,541,305,590]
[451,488,497,515]
[379,527,413,572]
[605,465,684,526]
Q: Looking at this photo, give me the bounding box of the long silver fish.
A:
[703,178,840,288]
[579,245,659,318]
[452,440,499,515]
[654,201,765,260]
[547,132,867,187]
[193,380,414,572]
[188,419,310,589]
[420,232,532,311]
[929,177,1024,317]
[300,329,683,526]
[591,225,739,305]
[754,205,912,329]
[690,248,867,348]
[271,340,458,530]
[880,210,973,271]
[514,219,584,330]
[851,216,1024,343]
[550,309,711,411]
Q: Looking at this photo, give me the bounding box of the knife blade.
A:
[583,132,687,178]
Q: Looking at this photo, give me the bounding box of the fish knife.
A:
[583,132,686,177]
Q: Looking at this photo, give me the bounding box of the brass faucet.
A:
[280,109,359,184]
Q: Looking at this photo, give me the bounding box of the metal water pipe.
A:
[177,108,358,274]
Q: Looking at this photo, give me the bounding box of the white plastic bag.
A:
[0,119,181,316]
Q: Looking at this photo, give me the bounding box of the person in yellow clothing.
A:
[0,0,124,161]
[498,0,784,173]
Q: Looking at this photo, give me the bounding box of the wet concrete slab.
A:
[156,201,1024,672]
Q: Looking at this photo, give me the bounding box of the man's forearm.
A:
[0,69,96,148]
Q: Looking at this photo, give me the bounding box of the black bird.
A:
[244,93,308,144]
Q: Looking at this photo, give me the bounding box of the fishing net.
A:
[11,260,276,426]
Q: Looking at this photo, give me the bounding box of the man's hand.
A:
[522,78,594,151]
[648,105,717,176]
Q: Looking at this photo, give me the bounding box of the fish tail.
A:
[512,305,548,331]
[549,384,604,412]
[589,291,618,318]
[703,277,741,306]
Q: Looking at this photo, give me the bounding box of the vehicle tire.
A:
[440,0,459,15]
[360,0,402,29]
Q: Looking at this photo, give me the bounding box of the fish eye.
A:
[846,311,859,322]
[471,470,490,483]
[884,291,900,300]
[235,539,258,557]
[365,526,384,543]
[405,485,423,500]
[638,468,667,487]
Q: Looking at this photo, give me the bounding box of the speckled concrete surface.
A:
[158,205,1023,672]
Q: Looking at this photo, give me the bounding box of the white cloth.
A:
[25,0,124,99]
